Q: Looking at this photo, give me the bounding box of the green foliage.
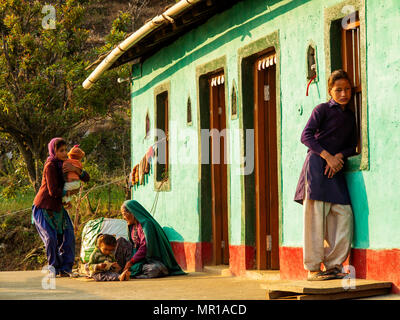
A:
[0,185,34,213]
[104,11,132,45]
[0,0,130,190]
[0,151,32,199]
[79,127,130,176]
[81,160,103,187]
[1,182,28,199]
[0,0,142,271]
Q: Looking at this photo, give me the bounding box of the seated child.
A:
[62,145,85,208]
[88,234,130,281]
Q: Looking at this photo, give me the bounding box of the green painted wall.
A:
[353,0,400,249]
[130,0,400,249]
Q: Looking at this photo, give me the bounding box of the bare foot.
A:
[119,270,130,281]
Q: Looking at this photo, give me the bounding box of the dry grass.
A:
[0,182,127,271]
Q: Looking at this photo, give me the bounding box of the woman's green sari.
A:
[124,200,186,276]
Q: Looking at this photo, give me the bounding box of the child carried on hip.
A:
[62,145,85,208]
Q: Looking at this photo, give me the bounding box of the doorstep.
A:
[203,265,281,281]
[203,265,232,277]
[240,270,281,281]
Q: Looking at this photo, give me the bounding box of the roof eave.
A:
[82,0,203,89]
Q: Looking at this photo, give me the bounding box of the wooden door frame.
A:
[254,51,279,270]
[341,18,362,154]
[237,32,282,272]
[196,56,231,267]
[254,60,267,269]
[323,0,369,171]
[209,71,229,265]
[153,81,171,192]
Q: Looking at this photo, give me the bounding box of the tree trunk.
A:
[12,136,42,193]
[33,157,43,192]
[21,149,41,193]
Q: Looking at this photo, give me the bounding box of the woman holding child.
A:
[32,137,90,278]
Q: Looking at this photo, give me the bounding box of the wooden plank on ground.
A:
[267,288,391,300]
[266,279,392,295]
[266,290,297,300]
[298,288,391,300]
[273,288,391,300]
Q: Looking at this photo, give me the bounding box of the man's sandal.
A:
[322,268,348,279]
[307,271,336,281]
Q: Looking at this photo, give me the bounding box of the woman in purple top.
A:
[124,209,147,265]
[113,200,185,279]
[113,207,151,278]
[294,70,357,281]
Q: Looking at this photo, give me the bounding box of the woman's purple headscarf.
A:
[47,137,64,168]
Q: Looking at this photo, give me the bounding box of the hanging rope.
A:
[0,177,126,220]
[149,176,168,216]
[2,136,168,220]
[0,207,31,219]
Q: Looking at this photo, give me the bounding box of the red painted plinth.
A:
[171,242,400,293]
[170,242,255,274]
[351,248,400,293]
[279,246,308,280]
[228,245,255,276]
[279,246,400,293]
[170,242,212,272]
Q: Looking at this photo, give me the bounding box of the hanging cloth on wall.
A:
[139,155,147,185]
[129,145,156,190]
[130,164,139,187]
[146,146,155,175]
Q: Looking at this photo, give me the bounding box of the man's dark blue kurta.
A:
[294,99,357,205]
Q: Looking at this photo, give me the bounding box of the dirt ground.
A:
[0,270,267,300]
[0,270,399,301]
